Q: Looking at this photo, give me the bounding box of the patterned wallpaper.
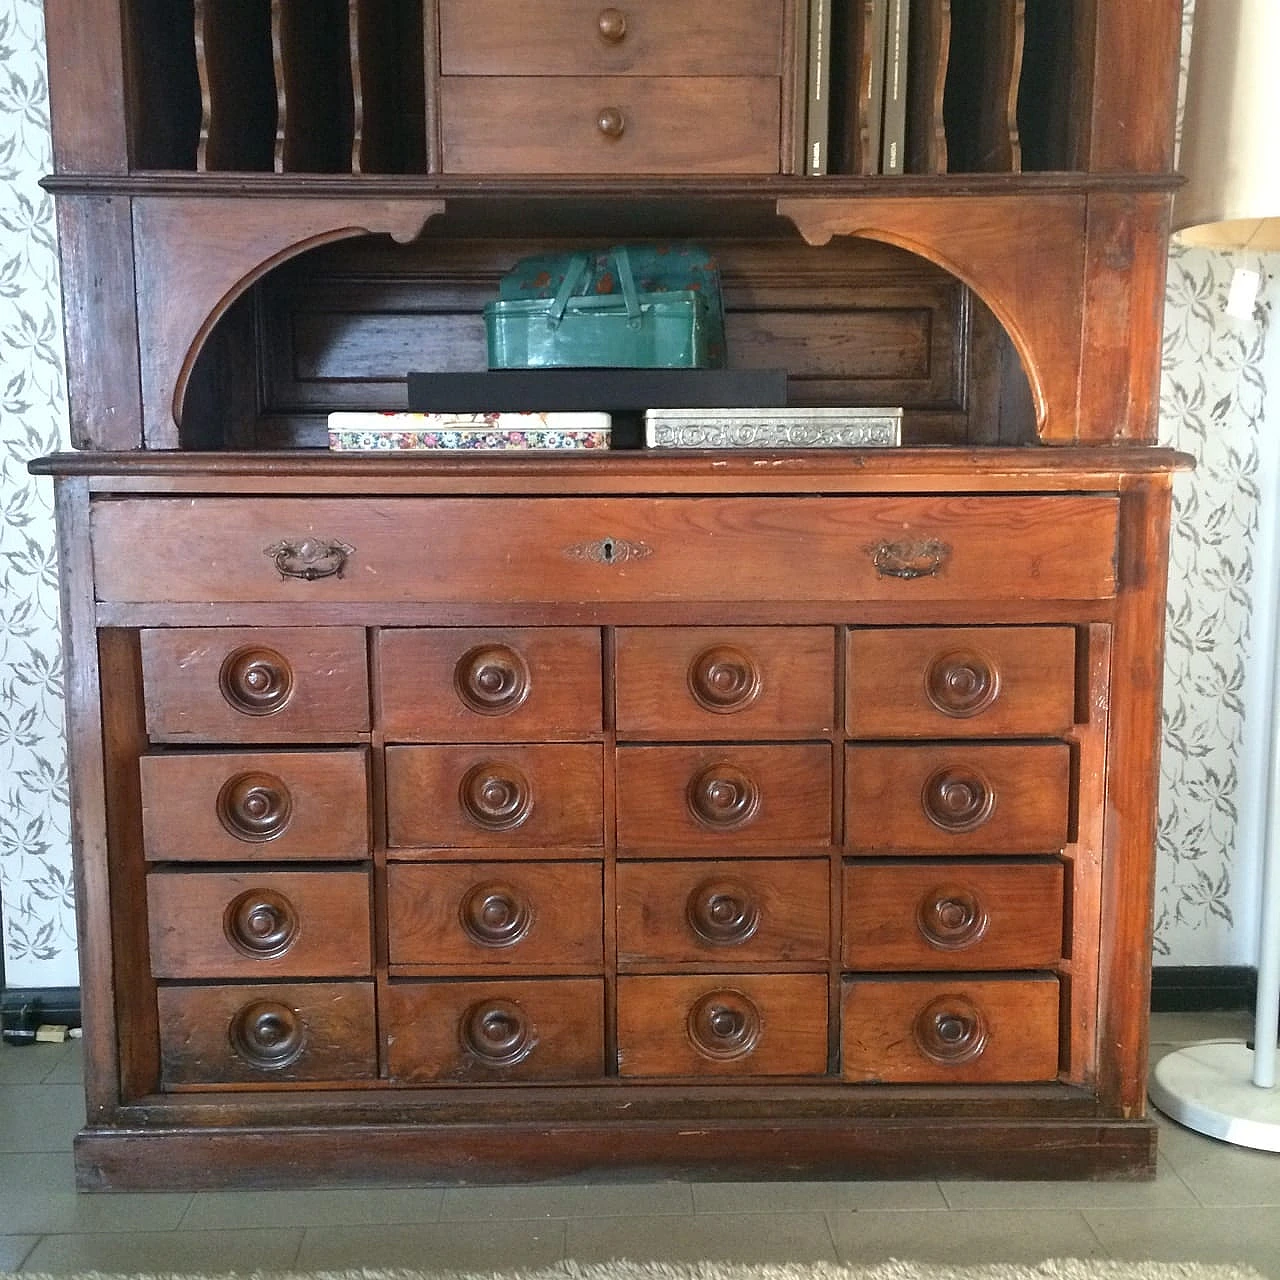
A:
[0,0,1274,986]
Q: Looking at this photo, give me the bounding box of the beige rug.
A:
[12,1262,1268,1280]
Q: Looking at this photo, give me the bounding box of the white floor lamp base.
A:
[1149,1040,1280,1150]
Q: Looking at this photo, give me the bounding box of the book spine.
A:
[805,0,832,175]
[881,0,910,174]
[790,0,811,175]
[865,0,889,175]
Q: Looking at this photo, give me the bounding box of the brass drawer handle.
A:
[597,7,627,41]
[596,106,625,139]
[870,538,950,579]
[264,537,354,581]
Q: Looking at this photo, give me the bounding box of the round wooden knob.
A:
[219,645,294,716]
[461,999,535,1066]
[917,885,989,950]
[687,989,761,1061]
[224,888,299,958]
[921,765,995,833]
[686,879,760,945]
[216,771,293,842]
[596,106,625,138]
[925,648,998,718]
[913,994,988,1065]
[687,645,762,714]
[229,1000,305,1070]
[597,7,627,40]
[459,761,533,831]
[686,762,760,830]
[454,644,530,716]
[461,882,532,947]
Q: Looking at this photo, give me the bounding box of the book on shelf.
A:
[644,407,902,449]
[406,368,789,413]
[805,0,833,175]
[865,0,889,174]
[881,0,911,174]
[327,411,612,452]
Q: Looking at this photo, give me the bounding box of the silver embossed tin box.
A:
[644,406,902,449]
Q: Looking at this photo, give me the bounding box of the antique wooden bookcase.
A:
[33,0,1190,1188]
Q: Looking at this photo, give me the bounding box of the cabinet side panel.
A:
[44,0,129,172]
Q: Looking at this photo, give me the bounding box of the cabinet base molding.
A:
[74,1116,1157,1190]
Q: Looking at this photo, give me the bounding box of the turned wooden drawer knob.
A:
[459,761,533,831]
[913,994,988,1065]
[921,765,995,833]
[461,882,532,947]
[596,106,625,138]
[462,998,535,1066]
[925,648,998,718]
[224,888,299,958]
[216,771,293,842]
[687,878,760,945]
[597,7,627,41]
[687,762,761,829]
[229,999,306,1070]
[687,989,761,1061]
[917,885,989,950]
[454,644,530,716]
[219,645,294,716]
[688,644,762,713]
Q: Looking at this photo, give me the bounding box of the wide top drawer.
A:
[90,496,1120,606]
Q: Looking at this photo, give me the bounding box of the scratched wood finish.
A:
[147,868,373,978]
[140,625,370,741]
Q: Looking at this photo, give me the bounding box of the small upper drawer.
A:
[842,859,1064,970]
[141,627,369,742]
[387,861,603,969]
[385,743,604,849]
[148,869,372,978]
[841,975,1060,1084]
[846,627,1077,738]
[617,858,829,966]
[438,0,784,76]
[439,76,781,175]
[845,743,1071,855]
[615,744,832,851]
[617,973,828,1076]
[377,627,602,741]
[615,627,834,738]
[157,981,377,1087]
[91,496,1119,606]
[140,749,369,861]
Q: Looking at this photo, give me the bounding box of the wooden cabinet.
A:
[35,0,1187,1188]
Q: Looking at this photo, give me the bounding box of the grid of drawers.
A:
[137,621,1077,1089]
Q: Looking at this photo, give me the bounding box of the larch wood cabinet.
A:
[33,0,1189,1188]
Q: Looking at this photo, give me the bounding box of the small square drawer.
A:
[844,743,1070,855]
[382,978,605,1082]
[387,861,603,970]
[377,627,602,741]
[842,859,1064,970]
[439,0,785,76]
[140,749,369,861]
[157,982,377,1087]
[616,744,832,851]
[617,859,829,966]
[617,973,828,1076]
[841,975,1060,1083]
[846,627,1077,738]
[140,627,369,742]
[385,744,604,849]
[148,869,372,978]
[615,627,835,738]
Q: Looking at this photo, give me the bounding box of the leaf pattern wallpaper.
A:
[0,0,1273,987]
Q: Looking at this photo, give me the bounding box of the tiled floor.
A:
[0,1011,1277,1276]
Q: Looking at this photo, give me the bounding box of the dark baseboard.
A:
[0,986,82,1033]
[1150,965,1256,1013]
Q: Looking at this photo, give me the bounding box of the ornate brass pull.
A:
[264,538,353,581]
[596,106,625,138]
[869,538,950,580]
[597,7,627,41]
